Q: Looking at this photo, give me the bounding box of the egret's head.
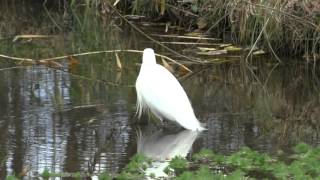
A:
[142,48,156,65]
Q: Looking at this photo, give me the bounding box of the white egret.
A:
[135,48,205,131]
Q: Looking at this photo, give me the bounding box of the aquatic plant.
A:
[98,171,112,180]
[167,156,189,175]
[190,143,320,179]
[40,169,51,180]
[116,153,152,180]
[125,0,320,58]
[4,143,320,179]
[5,175,19,180]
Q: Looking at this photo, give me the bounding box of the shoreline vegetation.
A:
[115,0,320,59]
[5,143,320,179]
[1,0,319,62]
[49,0,320,60]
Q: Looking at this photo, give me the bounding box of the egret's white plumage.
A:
[135,48,205,131]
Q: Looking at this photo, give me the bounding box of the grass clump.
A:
[189,143,320,179]
[168,156,188,176]
[175,165,217,180]
[8,143,319,179]
[226,147,272,172]
[5,175,19,180]
[40,169,51,180]
[193,148,224,164]
[116,153,151,180]
[98,171,112,180]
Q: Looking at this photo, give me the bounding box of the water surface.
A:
[0,2,319,178]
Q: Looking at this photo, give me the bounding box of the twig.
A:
[42,0,62,31]
[263,28,282,63]
[263,63,280,87]
[12,35,58,42]
[39,49,193,73]
[0,54,34,62]
[0,49,192,73]
[0,66,26,72]
[70,104,104,110]
[245,18,270,62]
[165,3,199,17]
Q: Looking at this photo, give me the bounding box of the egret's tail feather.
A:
[196,125,207,131]
[180,121,206,131]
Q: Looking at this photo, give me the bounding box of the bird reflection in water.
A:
[137,128,201,178]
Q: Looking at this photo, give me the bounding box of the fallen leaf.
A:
[165,22,170,33]
[115,53,122,71]
[184,32,206,37]
[224,46,242,52]
[68,56,80,66]
[161,58,174,73]
[252,49,266,55]
[197,17,207,29]
[68,56,80,72]
[197,50,227,55]
[12,34,57,42]
[198,47,217,51]
[115,71,122,84]
[113,0,120,6]
[48,61,63,68]
[219,44,232,48]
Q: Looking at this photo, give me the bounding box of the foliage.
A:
[191,143,320,179]
[175,165,220,180]
[192,148,224,164]
[41,169,51,180]
[116,153,151,180]
[168,156,189,175]
[5,175,19,180]
[98,171,112,180]
[122,0,319,57]
[5,143,319,179]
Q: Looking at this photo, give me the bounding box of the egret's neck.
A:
[142,50,157,65]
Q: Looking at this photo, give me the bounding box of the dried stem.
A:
[0,49,192,73]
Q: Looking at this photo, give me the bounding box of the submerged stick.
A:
[0,49,192,73]
[39,50,192,73]
[0,66,27,72]
[0,54,34,62]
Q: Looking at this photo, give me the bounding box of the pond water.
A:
[0,2,320,179]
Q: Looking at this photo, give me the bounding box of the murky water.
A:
[0,2,320,179]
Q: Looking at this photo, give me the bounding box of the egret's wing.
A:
[138,64,195,121]
[136,70,147,118]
